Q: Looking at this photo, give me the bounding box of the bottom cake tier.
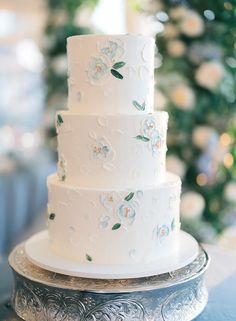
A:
[47,172,181,265]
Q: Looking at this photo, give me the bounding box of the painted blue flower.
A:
[99,215,110,229]
[151,130,164,156]
[101,40,123,60]
[88,56,109,82]
[157,225,170,243]
[117,203,136,225]
[93,138,110,160]
[100,192,118,211]
[142,117,157,138]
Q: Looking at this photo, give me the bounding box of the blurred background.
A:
[0,0,235,257]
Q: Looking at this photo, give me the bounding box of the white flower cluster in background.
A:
[224,182,236,203]
[166,40,186,57]
[218,226,236,252]
[166,155,186,178]
[195,61,225,90]
[180,191,205,220]
[154,5,226,113]
[179,11,204,37]
[154,89,167,110]
[51,55,67,76]
[169,7,204,37]
[169,84,195,110]
[192,126,218,150]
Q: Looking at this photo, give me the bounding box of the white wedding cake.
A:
[47,34,181,265]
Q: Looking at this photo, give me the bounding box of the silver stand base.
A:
[9,243,210,321]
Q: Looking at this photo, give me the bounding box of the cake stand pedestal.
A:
[9,243,209,321]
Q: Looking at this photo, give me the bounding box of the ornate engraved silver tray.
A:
[9,243,210,321]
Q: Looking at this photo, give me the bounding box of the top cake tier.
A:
[67,34,155,114]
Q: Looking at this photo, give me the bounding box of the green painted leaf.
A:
[112,61,126,69]
[57,114,63,126]
[49,213,55,220]
[132,100,145,111]
[124,192,135,202]
[110,69,123,79]
[142,101,146,110]
[135,135,150,142]
[86,254,93,262]
[112,223,121,230]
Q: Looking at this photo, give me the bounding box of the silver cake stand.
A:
[8,243,209,321]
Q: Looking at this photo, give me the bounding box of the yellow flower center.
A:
[124,207,130,217]
[96,64,102,72]
[94,146,102,153]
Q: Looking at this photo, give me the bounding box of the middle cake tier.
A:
[56,111,168,188]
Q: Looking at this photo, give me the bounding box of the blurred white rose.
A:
[218,226,236,252]
[181,192,205,219]
[74,7,92,27]
[169,84,195,110]
[52,10,67,26]
[166,155,186,178]
[180,11,204,37]
[154,89,167,110]
[169,6,189,19]
[167,40,186,57]
[51,55,67,76]
[195,61,225,90]
[192,126,217,149]
[163,23,179,38]
[224,182,236,203]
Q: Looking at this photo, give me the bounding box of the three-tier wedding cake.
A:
[46,34,183,266]
[9,34,209,321]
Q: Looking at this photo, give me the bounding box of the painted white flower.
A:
[87,56,109,83]
[142,116,157,138]
[157,225,170,243]
[117,203,136,225]
[100,192,120,211]
[100,40,124,60]
[192,126,218,149]
[181,192,205,219]
[151,130,164,156]
[92,138,111,160]
[179,11,204,37]
[99,215,110,229]
[195,61,225,90]
[167,40,186,58]
[166,155,186,179]
[170,84,195,110]
[224,182,236,203]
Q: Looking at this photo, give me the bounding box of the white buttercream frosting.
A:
[47,34,183,266]
[67,34,155,114]
[48,173,181,264]
[56,111,168,188]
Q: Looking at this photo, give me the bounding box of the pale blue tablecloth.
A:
[196,272,236,320]
[0,157,56,256]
